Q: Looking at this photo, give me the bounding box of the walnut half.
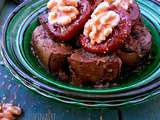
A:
[0,103,22,120]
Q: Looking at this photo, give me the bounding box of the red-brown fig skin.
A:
[42,0,92,42]
[80,7,132,54]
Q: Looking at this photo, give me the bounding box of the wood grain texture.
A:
[0,64,119,120]
[120,95,160,120]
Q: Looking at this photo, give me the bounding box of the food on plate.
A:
[117,21,152,66]
[68,49,122,86]
[80,5,132,54]
[0,103,22,120]
[39,0,92,41]
[31,0,152,87]
[80,0,140,54]
[32,25,72,81]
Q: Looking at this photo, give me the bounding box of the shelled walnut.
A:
[0,103,22,120]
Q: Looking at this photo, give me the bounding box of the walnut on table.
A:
[0,103,22,120]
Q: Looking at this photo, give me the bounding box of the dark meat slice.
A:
[48,44,72,80]
[117,22,152,66]
[32,25,72,80]
[32,25,55,67]
[68,49,122,86]
[124,22,152,57]
[117,50,140,66]
[128,2,140,25]
[39,0,92,41]
[80,7,132,54]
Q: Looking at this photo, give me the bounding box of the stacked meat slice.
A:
[31,1,152,87]
[68,49,122,86]
[32,26,72,81]
[118,21,152,66]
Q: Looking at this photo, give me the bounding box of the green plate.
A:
[1,0,160,107]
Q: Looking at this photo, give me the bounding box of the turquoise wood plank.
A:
[120,95,160,120]
[0,1,119,120]
[0,62,119,120]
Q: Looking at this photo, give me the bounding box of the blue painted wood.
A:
[0,1,119,120]
[0,62,119,120]
[121,95,160,120]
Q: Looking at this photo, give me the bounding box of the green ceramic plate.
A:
[1,0,160,107]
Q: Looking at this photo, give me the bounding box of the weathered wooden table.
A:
[0,1,160,120]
